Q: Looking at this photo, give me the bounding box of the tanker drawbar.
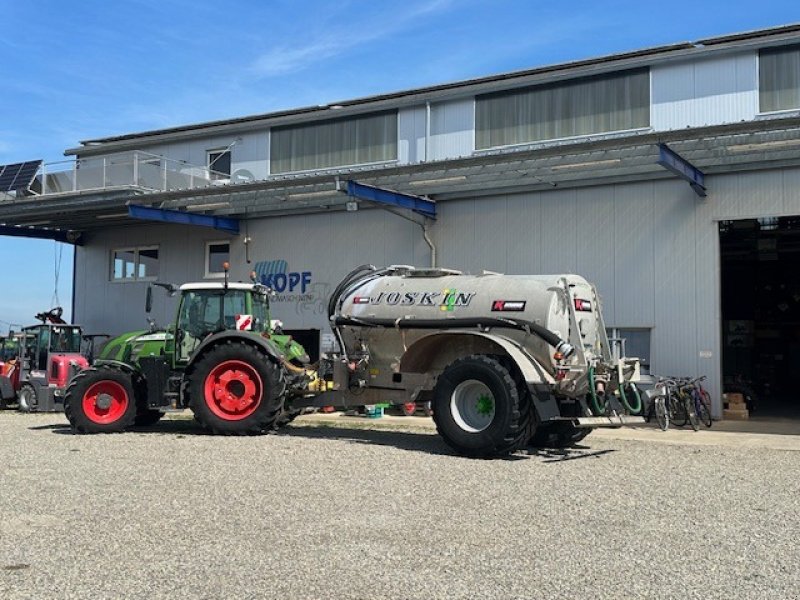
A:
[310,264,644,456]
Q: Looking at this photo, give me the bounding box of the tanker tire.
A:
[432,355,534,458]
[529,422,592,449]
[188,341,285,435]
[63,366,137,433]
[134,410,164,427]
[17,383,37,412]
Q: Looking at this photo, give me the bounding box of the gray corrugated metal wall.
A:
[429,99,475,161]
[651,52,758,130]
[398,106,426,164]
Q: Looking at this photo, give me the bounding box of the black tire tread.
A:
[187,340,286,435]
[63,364,138,434]
[433,354,535,458]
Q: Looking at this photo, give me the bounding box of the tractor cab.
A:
[173,282,272,363]
[14,323,89,411]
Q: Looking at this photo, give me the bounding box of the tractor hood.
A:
[99,330,172,363]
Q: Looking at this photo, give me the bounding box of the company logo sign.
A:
[254,259,329,315]
[254,259,312,293]
[352,289,475,311]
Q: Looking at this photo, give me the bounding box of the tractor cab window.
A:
[251,293,270,333]
[49,326,82,354]
[177,289,249,361]
[35,328,50,370]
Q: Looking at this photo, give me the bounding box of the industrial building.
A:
[2,24,800,420]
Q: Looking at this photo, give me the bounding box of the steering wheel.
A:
[185,320,217,338]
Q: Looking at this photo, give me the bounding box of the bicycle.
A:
[684,375,712,428]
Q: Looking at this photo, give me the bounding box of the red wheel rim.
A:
[82,380,129,424]
[402,402,416,416]
[204,360,263,421]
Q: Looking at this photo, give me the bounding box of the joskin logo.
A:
[254,260,312,297]
[353,288,475,310]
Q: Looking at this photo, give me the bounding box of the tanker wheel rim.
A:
[82,380,129,424]
[450,379,495,433]
[204,359,263,421]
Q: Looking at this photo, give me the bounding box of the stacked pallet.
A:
[723,393,749,420]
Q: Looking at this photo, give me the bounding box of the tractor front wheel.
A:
[64,367,137,433]
[188,341,285,435]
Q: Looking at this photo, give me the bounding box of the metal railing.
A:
[33,151,235,197]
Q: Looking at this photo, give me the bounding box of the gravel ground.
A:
[1,412,798,600]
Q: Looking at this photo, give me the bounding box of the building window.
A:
[270,111,398,174]
[206,240,230,277]
[475,68,650,150]
[607,328,652,372]
[759,45,800,113]
[207,149,231,180]
[111,246,159,282]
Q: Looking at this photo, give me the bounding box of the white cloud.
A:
[248,0,455,78]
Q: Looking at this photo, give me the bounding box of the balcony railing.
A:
[31,151,235,197]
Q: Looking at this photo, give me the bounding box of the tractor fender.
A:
[187,330,283,371]
[399,331,555,385]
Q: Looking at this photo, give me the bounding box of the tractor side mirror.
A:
[145,285,153,314]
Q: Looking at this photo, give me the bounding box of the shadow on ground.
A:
[29,419,618,461]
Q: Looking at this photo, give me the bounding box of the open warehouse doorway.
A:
[720,217,800,419]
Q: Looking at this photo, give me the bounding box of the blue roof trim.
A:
[0,225,81,245]
[346,180,436,219]
[127,204,240,234]
[656,143,707,198]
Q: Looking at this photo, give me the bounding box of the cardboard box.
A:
[723,408,750,420]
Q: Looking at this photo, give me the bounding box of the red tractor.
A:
[0,308,90,412]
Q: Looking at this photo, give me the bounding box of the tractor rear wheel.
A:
[188,341,285,435]
[64,366,137,433]
[17,383,37,412]
[432,354,535,458]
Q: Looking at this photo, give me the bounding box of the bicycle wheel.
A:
[654,396,669,431]
[697,391,713,428]
[669,393,688,427]
[685,395,699,431]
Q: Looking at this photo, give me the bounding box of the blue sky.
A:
[0,0,797,331]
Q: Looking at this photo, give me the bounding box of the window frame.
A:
[207,148,232,180]
[473,68,651,152]
[205,240,231,279]
[756,44,800,116]
[110,245,160,283]
[269,110,399,175]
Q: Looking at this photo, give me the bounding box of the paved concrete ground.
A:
[1,411,799,600]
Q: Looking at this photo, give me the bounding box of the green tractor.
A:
[63,277,313,434]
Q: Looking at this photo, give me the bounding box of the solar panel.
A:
[0,160,42,193]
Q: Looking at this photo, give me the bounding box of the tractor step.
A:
[573,415,645,428]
